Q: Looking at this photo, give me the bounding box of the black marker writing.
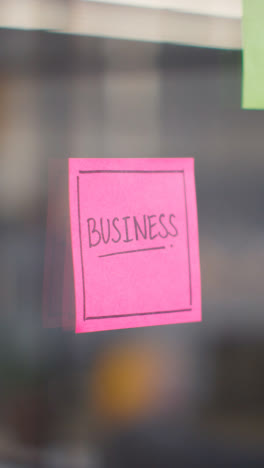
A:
[87,213,178,249]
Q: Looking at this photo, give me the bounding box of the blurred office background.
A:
[1,0,264,467]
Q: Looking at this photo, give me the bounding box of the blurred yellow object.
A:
[91,342,163,425]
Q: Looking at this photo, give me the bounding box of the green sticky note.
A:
[242,0,264,109]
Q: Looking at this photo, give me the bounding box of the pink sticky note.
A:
[69,158,201,333]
